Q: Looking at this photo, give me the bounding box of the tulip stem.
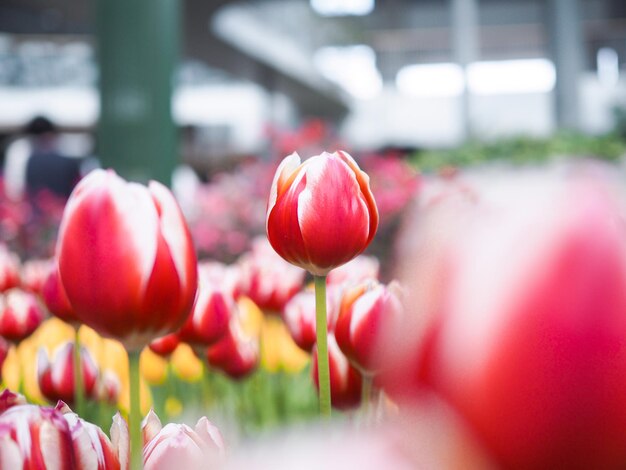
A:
[128,350,143,470]
[73,327,85,417]
[314,275,331,417]
[361,375,373,418]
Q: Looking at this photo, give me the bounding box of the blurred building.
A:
[0,0,625,173]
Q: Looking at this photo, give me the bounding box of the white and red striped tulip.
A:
[236,237,304,313]
[326,255,380,287]
[56,169,198,351]
[42,265,78,326]
[38,341,99,405]
[97,369,122,406]
[282,284,341,352]
[177,262,234,348]
[0,288,45,343]
[0,389,26,414]
[312,334,362,410]
[335,281,404,375]
[56,402,125,470]
[207,319,259,380]
[20,258,53,295]
[266,151,378,276]
[142,412,225,470]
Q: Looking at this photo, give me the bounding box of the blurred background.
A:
[1,0,626,184]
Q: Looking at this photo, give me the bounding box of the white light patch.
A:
[396,63,465,97]
[311,0,374,16]
[467,59,556,95]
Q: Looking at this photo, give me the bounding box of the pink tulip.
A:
[282,284,341,352]
[38,341,99,405]
[0,401,76,469]
[393,167,626,468]
[0,287,45,343]
[312,334,362,410]
[266,151,378,276]
[20,258,53,295]
[56,169,198,351]
[177,262,234,348]
[97,369,122,406]
[42,265,78,326]
[0,244,20,293]
[326,255,380,287]
[148,333,180,358]
[0,389,26,413]
[236,237,304,313]
[334,281,403,375]
[56,402,124,470]
[142,412,225,470]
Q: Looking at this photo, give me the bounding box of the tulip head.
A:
[42,265,78,326]
[0,288,45,343]
[0,244,20,293]
[57,169,198,351]
[148,333,180,358]
[266,151,378,276]
[207,313,260,380]
[20,258,53,295]
[38,342,99,405]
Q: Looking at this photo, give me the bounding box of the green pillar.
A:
[97,0,180,185]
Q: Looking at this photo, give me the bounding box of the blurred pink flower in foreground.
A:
[142,409,225,470]
[386,164,626,469]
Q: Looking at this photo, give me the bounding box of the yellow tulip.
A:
[140,348,168,386]
[170,343,203,382]
[260,315,309,374]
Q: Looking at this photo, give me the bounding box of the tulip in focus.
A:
[38,341,99,405]
[312,334,362,410]
[393,166,626,469]
[56,169,198,350]
[335,280,403,375]
[0,288,46,343]
[266,151,378,276]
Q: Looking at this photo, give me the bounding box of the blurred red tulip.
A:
[0,336,8,383]
[266,151,378,276]
[57,169,198,351]
[148,333,180,358]
[207,319,259,380]
[326,255,380,287]
[38,342,99,405]
[42,265,78,326]
[393,167,626,469]
[0,389,26,413]
[283,284,341,352]
[0,244,20,293]
[335,281,403,375]
[177,262,234,348]
[236,237,304,313]
[312,334,362,410]
[0,288,45,343]
[97,369,122,406]
[20,258,53,295]
[143,415,225,470]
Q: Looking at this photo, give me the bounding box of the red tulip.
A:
[177,262,234,348]
[0,244,20,293]
[42,265,78,326]
[0,389,26,413]
[148,333,180,358]
[283,284,341,352]
[38,342,99,405]
[20,258,53,295]
[266,151,378,276]
[236,237,304,313]
[0,402,76,469]
[56,402,124,470]
[142,414,224,470]
[395,168,626,469]
[207,318,259,380]
[56,169,198,351]
[335,281,403,375]
[0,288,45,343]
[0,336,8,383]
[312,334,362,410]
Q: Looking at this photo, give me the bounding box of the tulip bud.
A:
[56,169,198,351]
[20,258,53,296]
[0,389,26,413]
[207,318,259,380]
[335,281,404,375]
[97,369,122,406]
[143,417,225,470]
[38,342,99,405]
[42,265,78,326]
[266,151,378,276]
[0,288,45,343]
[312,334,362,410]
[326,255,380,287]
[148,333,180,358]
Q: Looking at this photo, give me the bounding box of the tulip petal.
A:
[267,152,302,223]
[111,412,129,470]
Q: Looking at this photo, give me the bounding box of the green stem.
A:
[361,374,373,419]
[128,350,143,470]
[73,327,85,417]
[314,275,331,417]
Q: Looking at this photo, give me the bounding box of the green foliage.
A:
[411,133,626,172]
